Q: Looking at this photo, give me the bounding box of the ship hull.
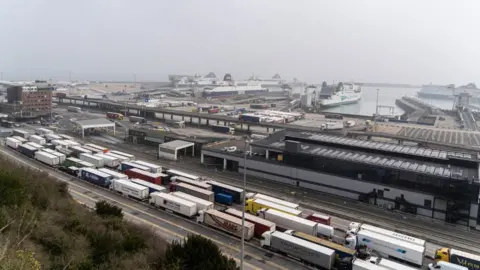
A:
[320,98,360,107]
[203,89,268,98]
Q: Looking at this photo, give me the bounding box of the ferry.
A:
[417,83,480,100]
[319,83,362,107]
[202,73,268,98]
[237,74,286,88]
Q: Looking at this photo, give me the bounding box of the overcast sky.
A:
[0,0,478,84]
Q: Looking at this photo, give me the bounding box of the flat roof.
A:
[159,140,194,150]
[75,118,115,129]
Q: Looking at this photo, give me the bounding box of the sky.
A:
[0,0,478,84]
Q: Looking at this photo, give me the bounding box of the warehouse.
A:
[158,140,195,161]
[201,130,480,227]
[75,118,115,138]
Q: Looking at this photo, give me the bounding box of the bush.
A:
[95,200,124,218]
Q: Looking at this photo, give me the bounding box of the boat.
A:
[319,83,362,107]
[175,72,220,87]
[203,74,268,98]
[237,74,286,88]
[417,83,480,100]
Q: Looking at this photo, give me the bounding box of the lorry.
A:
[261,230,335,270]
[44,133,62,142]
[26,142,44,150]
[171,176,212,190]
[211,125,235,134]
[225,208,275,238]
[429,261,469,270]
[70,146,93,157]
[79,168,113,188]
[34,151,60,166]
[171,182,214,202]
[64,157,94,169]
[35,127,53,136]
[171,192,214,212]
[12,136,28,143]
[67,106,81,112]
[94,153,120,168]
[110,179,149,201]
[149,192,197,217]
[104,152,130,162]
[197,209,254,240]
[345,229,425,266]
[13,129,29,139]
[6,137,21,149]
[125,168,163,185]
[302,212,331,226]
[215,193,233,205]
[131,178,167,194]
[352,258,388,270]
[206,180,244,204]
[434,248,480,270]
[29,135,46,145]
[345,120,356,128]
[367,256,419,270]
[98,168,128,180]
[258,209,319,236]
[120,161,150,172]
[290,231,357,261]
[245,198,303,216]
[42,149,66,163]
[18,144,38,158]
[132,160,162,173]
[246,192,300,209]
[79,153,104,168]
[348,222,426,248]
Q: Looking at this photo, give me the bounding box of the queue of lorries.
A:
[3,128,479,270]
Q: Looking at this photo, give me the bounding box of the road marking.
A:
[0,149,287,270]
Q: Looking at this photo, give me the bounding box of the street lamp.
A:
[240,136,251,270]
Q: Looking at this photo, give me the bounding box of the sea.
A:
[282,86,456,117]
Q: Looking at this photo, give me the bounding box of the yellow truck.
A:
[434,247,480,270]
[245,198,302,216]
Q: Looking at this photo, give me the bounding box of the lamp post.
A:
[240,137,251,270]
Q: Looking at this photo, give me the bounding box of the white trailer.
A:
[109,150,134,160]
[104,152,130,162]
[345,229,425,266]
[26,142,44,150]
[63,140,80,147]
[368,257,419,270]
[259,209,318,236]
[261,230,335,270]
[44,133,62,142]
[79,153,104,168]
[246,192,300,209]
[6,137,21,149]
[42,148,66,163]
[35,128,54,135]
[149,192,197,217]
[12,129,29,138]
[35,151,60,166]
[348,222,426,247]
[94,153,120,168]
[51,140,69,148]
[70,146,93,156]
[352,258,389,270]
[12,136,28,143]
[173,182,214,202]
[132,160,162,173]
[84,143,108,153]
[98,168,128,180]
[111,179,149,200]
[171,176,212,190]
[29,135,46,145]
[171,191,214,212]
[197,209,254,240]
[58,134,75,141]
[131,179,167,194]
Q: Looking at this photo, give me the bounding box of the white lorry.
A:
[6,137,21,149]
[79,153,104,168]
[171,192,214,212]
[29,135,46,145]
[197,209,254,240]
[110,179,149,201]
[149,192,197,217]
[348,222,426,248]
[94,153,120,168]
[34,151,60,166]
[258,209,324,236]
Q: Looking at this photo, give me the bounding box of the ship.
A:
[417,83,480,100]
[237,74,286,88]
[175,72,220,88]
[203,73,268,98]
[318,83,362,107]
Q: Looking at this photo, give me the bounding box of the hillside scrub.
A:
[0,157,238,269]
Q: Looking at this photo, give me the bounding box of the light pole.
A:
[240,137,250,270]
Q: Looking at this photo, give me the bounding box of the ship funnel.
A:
[223,73,232,81]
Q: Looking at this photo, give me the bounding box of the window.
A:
[424,199,432,208]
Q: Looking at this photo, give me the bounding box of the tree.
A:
[95,200,123,218]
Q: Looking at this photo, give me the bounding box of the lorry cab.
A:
[435,248,451,263]
[429,261,468,270]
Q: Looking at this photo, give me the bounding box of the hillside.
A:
[0,157,238,270]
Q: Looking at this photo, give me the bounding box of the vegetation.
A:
[0,158,238,269]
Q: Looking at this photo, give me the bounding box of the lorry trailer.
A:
[259,209,318,236]
[368,256,419,270]
[41,148,66,163]
[130,179,166,194]
[44,133,62,142]
[245,198,303,216]
[125,168,163,185]
[35,128,54,136]
[120,161,150,172]
[290,231,356,260]
[349,222,426,247]
[104,152,130,162]
[165,169,200,181]
[84,143,108,153]
[34,151,60,166]
[149,192,197,217]
[197,209,254,240]
[428,261,468,270]
[12,136,28,143]
[171,192,214,212]
[132,160,162,173]
[261,230,335,270]
[18,144,38,158]
[94,153,120,168]
[171,182,214,202]
[171,176,212,190]
[215,193,233,205]
[79,168,113,188]
[79,153,104,168]
[109,150,134,160]
[110,179,149,201]
[70,146,93,157]
[246,192,300,209]
[302,212,331,226]
[26,142,44,150]
[206,180,244,204]
[352,258,388,270]
[98,168,128,180]
[13,129,29,138]
[6,137,21,149]
[225,208,275,238]
[29,135,46,145]
[434,248,480,270]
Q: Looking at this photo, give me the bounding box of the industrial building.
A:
[202,131,480,227]
[2,81,54,117]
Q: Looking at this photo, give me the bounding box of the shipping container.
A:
[111,179,149,200]
[42,148,66,163]
[104,152,130,162]
[29,135,46,145]
[171,182,214,202]
[259,209,318,236]
[261,231,335,270]
[206,180,244,204]
[171,192,214,212]
[245,198,302,216]
[79,167,113,188]
[211,125,234,134]
[165,169,200,181]
[98,168,128,180]
[246,193,299,209]
[291,231,355,260]
[125,168,163,185]
[225,208,275,238]
[131,178,167,194]
[13,129,30,138]
[109,150,135,160]
[149,192,197,217]
[94,153,120,168]
[348,223,426,247]
[35,151,60,166]
[18,144,38,158]
[79,153,104,168]
[45,133,62,142]
[6,137,21,149]
[120,161,150,172]
[26,142,44,150]
[35,128,54,136]
[215,193,233,205]
[12,136,28,143]
[67,106,82,112]
[171,176,212,190]
[197,209,254,240]
[84,143,108,153]
[132,160,162,173]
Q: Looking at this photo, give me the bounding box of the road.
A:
[0,147,309,270]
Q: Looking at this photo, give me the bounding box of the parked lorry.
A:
[125,168,163,185]
[79,168,113,188]
[132,160,162,173]
[18,144,38,158]
[129,116,147,123]
[429,261,468,270]
[120,161,150,172]
[368,256,419,270]
[290,231,356,261]
[42,148,66,163]
[246,192,300,209]
[105,152,130,162]
[215,193,233,205]
[171,182,214,202]
[35,127,54,136]
[171,176,212,190]
[245,198,302,216]
[261,230,335,270]
[207,180,244,204]
[35,151,60,166]
[79,153,104,168]
[258,209,319,236]
[302,212,331,226]
[149,192,197,217]
[109,150,134,160]
[348,222,426,248]
[29,135,46,145]
[110,179,149,201]
[197,209,254,240]
[434,248,480,270]
[94,153,120,168]
[64,157,94,169]
[6,137,21,149]
[211,125,235,134]
[12,136,28,143]
[13,129,29,138]
[131,178,166,194]
[345,229,425,266]
[70,146,93,158]
[26,142,44,150]
[352,258,388,270]
[44,133,62,142]
[171,192,214,212]
[225,208,275,238]
[98,168,128,180]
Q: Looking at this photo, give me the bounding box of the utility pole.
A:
[240,137,250,270]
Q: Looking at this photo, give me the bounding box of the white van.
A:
[428,261,468,270]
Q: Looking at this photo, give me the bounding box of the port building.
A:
[201,131,480,227]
